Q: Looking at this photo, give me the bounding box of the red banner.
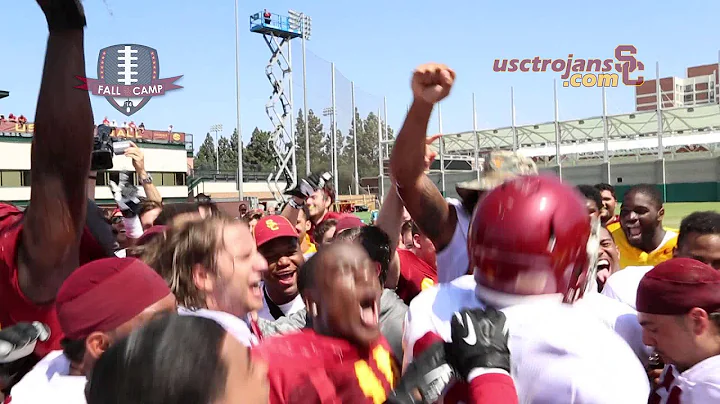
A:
[75,76,183,97]
[0,121,186,144]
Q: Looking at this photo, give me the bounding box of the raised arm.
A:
[378,138,439,288]
[19,1,93,303]
[390,64,457,252]
[125,142,162,203]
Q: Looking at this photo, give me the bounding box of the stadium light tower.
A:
[288,10,312,176]
[210,124,223,172]
[250,10,302,203]
[323,107,338,187]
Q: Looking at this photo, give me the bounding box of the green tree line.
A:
[194,108,394,193]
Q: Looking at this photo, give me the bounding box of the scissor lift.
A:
[250,10,302,203]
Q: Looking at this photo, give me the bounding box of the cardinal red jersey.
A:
[0,203,108,357]
[252,329,400,404]
[395,249,437,305]
[309,211,343,243]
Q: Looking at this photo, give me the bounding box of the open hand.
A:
[124,141,146,173]
[424,134,441,170]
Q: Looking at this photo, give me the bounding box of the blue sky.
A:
[1,0,718,152]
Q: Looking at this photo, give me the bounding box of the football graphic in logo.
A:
[76,44,183,116]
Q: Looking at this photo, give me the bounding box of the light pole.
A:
[288,10,312,176]
[234,0,244,201]
[323,107,336,184]
[210,124,223,172]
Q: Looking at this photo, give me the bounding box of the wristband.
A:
[288,198,304,209]
[88,175,97,180]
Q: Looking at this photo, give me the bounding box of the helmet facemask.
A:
[564,216,602,303]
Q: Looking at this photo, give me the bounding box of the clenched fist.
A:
[411,64,456,105]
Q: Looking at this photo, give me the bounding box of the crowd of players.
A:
[1,1,720,403]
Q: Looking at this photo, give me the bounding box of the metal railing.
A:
[189,170,273,183]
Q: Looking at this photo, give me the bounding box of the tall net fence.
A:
[291,43,388,197]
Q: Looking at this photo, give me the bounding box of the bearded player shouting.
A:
[399,64,650,404]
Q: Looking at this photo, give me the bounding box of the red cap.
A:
[56,257,172,340]
[136,225,168,246]
[253,215,298,247]
[636,258,720,315]
[334,214,365,235]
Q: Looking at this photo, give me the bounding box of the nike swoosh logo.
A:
[463,313,477,345]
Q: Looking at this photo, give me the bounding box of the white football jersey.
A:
[601,266,654,310]
[575,291,653,365]
[434,198,471,283]
[9,351,87,404]
[403,275,650,404]
[649,356,720,403]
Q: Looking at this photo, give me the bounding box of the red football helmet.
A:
[468,174,593,303]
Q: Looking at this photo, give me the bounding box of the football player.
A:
[252,242,400,403]
[403,174,651,403]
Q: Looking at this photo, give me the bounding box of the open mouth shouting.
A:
[249,278,262,299]
[597,258,610,273]
[358,292,379,328]
[273,269,297,288]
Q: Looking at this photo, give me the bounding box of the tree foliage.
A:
[243,127,275,172]
[195,110,395,195]
[194,133,217,171]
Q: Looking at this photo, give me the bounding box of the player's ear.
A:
[412,234,422,249]
[304,297,318,317]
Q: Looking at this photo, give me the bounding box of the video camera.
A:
[91,124,132,171]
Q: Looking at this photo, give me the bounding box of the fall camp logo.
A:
[75,44,183,116]
[493,45,645,88]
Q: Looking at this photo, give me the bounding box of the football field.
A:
[659,202,720,229]
[355,202,720,229]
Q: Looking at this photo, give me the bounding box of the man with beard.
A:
[603,211,720,310]
[596,183,620,231]
[389,63,536,283]
[613,184,677,269]
[254,216,306,321]
[637,258,720,402]
[252,243,399,403]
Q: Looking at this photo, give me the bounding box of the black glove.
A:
[446,308,511,380]
[37,0,87,31]
[109,172,141,217]
[284,178,315,200]
[386,342,458,404]
[307,171,332,190]
[0,322,50,364]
